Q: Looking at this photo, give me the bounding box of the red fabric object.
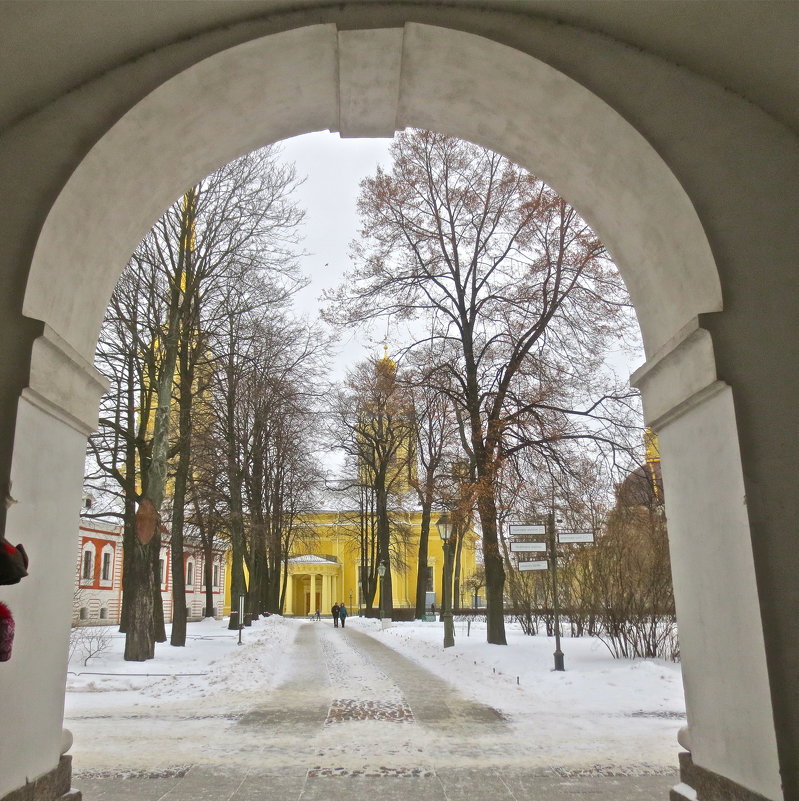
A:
[0,539,29,585]
[0,602,14,661]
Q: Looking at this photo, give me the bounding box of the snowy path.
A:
[67,616,682,798]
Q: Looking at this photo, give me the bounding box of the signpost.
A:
[558,531,594,543]
[508,524,546,537]
[548,513,565,671]
[509,517,595,673]
[510,541,547,553]
[518,559,548,571]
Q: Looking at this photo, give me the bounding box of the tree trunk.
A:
[124,540,158,661]
[170,328,195,646]
[222,340,248,629]
[476,475,507,645]
[414,488,432,618]
[203,537,214,617]
[119,348,138,634]
[152,532,167,643]
[119,499,136,634]
[376,483,393,616]
[279,555,289,614]
[226,458,247,628]
[125,201,186,658]
[465,349,507,644]
[453,520,464,611]
[169,473,187,645]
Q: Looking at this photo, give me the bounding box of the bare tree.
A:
[86,145,306,657]
[326,130,637,644]
[402,354,460,617]
[237,318,328,617]
[580,463,675,660]
[328,355,416,617]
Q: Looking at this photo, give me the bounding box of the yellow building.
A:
[284,509,479,616]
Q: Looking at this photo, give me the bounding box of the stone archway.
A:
[0,12,794,801]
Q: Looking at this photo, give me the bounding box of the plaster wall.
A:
[0,7,795,800]
[649,380,782,799]
[0,396,90,789]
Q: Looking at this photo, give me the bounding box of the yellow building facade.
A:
[285,509,479,616]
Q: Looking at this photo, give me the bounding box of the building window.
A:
[82,549,93,581]
[186,561,194,586]
[213,563,219,587]
[101,551,112,581]
[159,558,165,585]
[79,607,88,621]
[426,565,434,592]
[99,608,108,620]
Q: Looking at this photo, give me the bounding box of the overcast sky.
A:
[277,130,643,387]
[279,131,394,379]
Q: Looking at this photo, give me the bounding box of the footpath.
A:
[74,623,676,800]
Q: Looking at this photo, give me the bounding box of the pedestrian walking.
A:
[338,603,348,628]
[331,603,339,627]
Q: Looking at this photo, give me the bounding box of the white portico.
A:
[286,555,343,617]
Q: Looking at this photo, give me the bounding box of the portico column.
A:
[321,571,331,615]
[285,573,294,615]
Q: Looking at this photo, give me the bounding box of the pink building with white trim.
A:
[74,521,228,625]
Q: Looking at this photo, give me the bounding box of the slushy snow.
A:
[64,615,685,777]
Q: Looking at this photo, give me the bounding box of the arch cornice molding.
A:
[22,324,108,437]
[23,20,722,362]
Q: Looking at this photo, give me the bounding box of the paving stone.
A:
[325,698,414,723]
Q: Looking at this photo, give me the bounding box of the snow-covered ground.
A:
[64,615,685,777]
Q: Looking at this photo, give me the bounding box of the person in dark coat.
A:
[338,603,348,628]
[331,603,339,627]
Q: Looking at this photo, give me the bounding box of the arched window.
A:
[80,542,96,583]
[100,544,114,585]
[213,563,220,588]
[186,560,194,587]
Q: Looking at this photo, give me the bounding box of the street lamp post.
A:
[377,561,386,620]
[436,512,455,648]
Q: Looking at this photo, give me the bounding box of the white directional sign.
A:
[558,531,595,543]
[508,524,546,537]
[518,560,549,571]
[510,541,547,553]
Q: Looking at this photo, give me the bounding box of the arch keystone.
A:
[337,28,404,138]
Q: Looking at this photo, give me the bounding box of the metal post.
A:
[237,593,244,646]
[549,512,564,670]
[443,540,455,648]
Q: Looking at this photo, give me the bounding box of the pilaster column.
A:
[632,320,781,800]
